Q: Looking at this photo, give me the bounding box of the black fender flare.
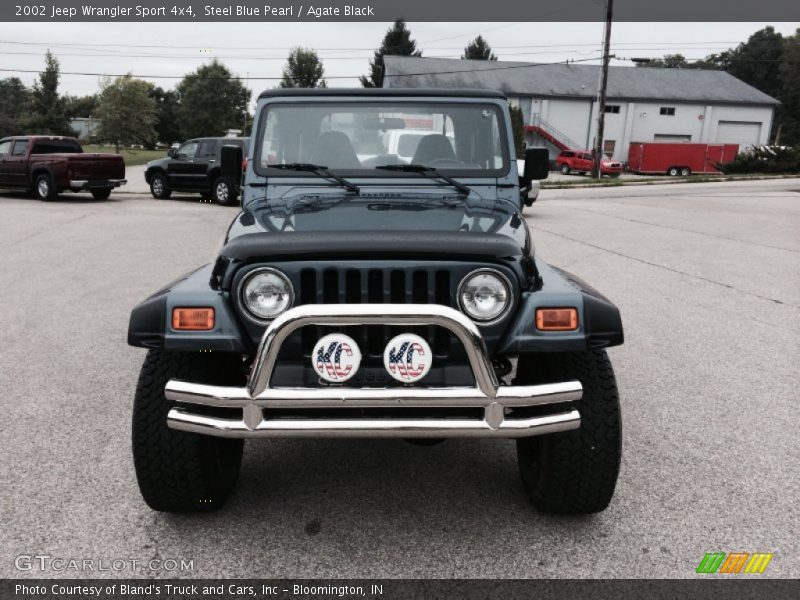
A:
[127,264,250,352]
[497,259,623,354]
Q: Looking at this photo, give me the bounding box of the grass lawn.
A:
[82,145,166,166]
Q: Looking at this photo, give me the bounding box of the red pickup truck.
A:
[0,136,126,200]
[556,149,623,177]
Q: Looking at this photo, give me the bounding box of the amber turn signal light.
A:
[172,307,215,331]
[536,308,578,331]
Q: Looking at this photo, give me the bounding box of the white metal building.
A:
[382,56,779,161]
[69,117,101,141]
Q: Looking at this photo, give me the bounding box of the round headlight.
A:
[240,268,294,321]
[458,269,512,323]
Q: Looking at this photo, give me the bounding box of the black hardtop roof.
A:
[257,88,507,100]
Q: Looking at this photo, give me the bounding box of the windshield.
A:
[254,101,509,176]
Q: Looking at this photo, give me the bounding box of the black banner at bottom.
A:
[3,579,800,600]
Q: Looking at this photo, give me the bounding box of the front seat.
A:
[311,131,361,169]
[412,134,456,164]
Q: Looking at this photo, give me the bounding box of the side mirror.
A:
[221,144,244,182]
[523,147,549,184]
[167,148,176,158]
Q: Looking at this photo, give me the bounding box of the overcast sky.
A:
[1,21,797,107]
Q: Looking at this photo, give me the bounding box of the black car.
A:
[128,89,624,515]
[144,137,248,205]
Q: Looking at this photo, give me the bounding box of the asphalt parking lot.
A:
[1,178,798,579]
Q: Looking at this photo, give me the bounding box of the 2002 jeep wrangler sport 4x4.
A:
[128,89,624,514]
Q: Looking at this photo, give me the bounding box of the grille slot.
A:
[298,267,455,359]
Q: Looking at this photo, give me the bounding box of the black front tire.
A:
[149,173,171,199]
[91,188,112,200]
[132,350,245,513]
[560,164,570,175]
[35,173,58,201]
[515,350,622,514]
[212,176,238,206]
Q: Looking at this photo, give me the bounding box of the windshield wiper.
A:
[270,163,360,194]
[374,164,471,196]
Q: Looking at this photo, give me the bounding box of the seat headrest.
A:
[311,131,361,169]
[412,134,456,164]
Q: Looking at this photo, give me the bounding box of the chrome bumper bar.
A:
[70,178,127,188]
[165,304,582,438]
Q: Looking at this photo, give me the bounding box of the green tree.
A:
[636,53,690,68]
[361,19,421,88]
[720,27,785,100]
[26,51,73,135]
[462,36,497,61]
[280,47,327,88]
[0,77,30,136]
[95,75,156,153]
[63,94,98,119]
[176,60,249,139]
[777,29,800,144]
[150,86,182,146]
[509,104,525,158]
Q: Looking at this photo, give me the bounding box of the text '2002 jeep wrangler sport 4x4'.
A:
[128,89,624,514]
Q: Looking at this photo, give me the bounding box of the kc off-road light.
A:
[172,307,215,331]
[457,269,512,323]
[239,268,294,321]
[536,308,579,331]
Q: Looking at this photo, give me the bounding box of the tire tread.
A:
[132,350,244,512]
[515,350,621,514]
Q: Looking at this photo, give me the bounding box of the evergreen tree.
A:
[509,104,525,158]
[361,19,421,88]
[26,51,73,135]
[462,36,497,61]
[280,48,327,88]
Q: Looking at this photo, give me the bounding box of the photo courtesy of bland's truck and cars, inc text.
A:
[0,1,798,598]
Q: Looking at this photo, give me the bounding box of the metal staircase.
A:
[526,115,586,151]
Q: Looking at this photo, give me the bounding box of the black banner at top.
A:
[3,0,800,22]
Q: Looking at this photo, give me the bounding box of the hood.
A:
[220,196,529,262]
[227,195,527,243]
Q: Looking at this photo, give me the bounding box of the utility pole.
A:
[592,0,613,179]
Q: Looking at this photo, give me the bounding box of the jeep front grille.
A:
[297,267,453,359]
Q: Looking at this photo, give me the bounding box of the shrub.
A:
[719,145,800,174]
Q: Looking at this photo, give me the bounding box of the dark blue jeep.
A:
[128,89,624,514]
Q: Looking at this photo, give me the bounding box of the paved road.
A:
[1,179,798,579]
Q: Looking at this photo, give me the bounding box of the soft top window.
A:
[255,101,509,177]
[31,139,82,154]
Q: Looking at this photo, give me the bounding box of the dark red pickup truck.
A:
[0,136,126,200]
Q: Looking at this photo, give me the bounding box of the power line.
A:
[0,47,741,61]
[0,38,744,51]
[0,55,607,81]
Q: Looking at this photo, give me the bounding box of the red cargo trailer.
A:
[627,142,739,176]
